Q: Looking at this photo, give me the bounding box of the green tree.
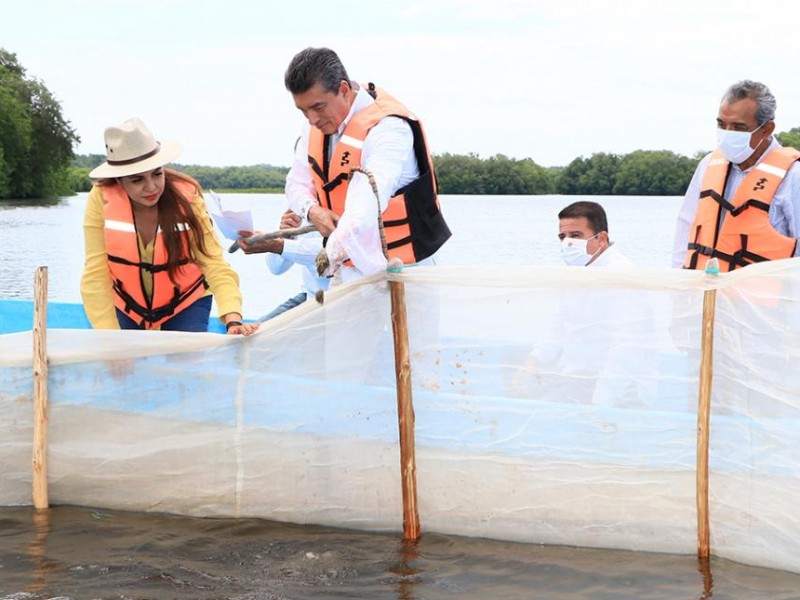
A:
[777,127,800,151]
[71,153,105,169]
[67,166,93,192]
[69,155,291,192]
[434,152,484,193]
[555,156,590,194]
[556,153,618,195]
[433,153,553,194]
[0,48,79,199]
[517,158,555,194]
[613,150,698,196]
[175,163,288,192]
[0,144,9,197]
[0,56,33,196]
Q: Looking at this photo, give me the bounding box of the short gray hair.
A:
[722,80,776,125]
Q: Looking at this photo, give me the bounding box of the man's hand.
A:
[280,209,302,230]
[307,205,339,237]
[236,230,284,254]
[315,248,330,277]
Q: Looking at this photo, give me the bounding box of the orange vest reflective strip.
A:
[102,180,208,329]
[684,147,800,271]
[307,83,450,267]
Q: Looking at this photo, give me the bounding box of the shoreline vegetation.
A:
[57,140,794,198]
[67,150,705,197]
[3,47,800,201]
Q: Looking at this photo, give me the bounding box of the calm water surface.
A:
[7,194,797,599]
[4,506,800,599]
[0,193,680,316]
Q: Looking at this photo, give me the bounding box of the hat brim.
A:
[88,140,183,179]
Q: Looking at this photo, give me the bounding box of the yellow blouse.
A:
[80,184,243,329]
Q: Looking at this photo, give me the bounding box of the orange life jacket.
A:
[102,179,208,329]
[307,83,450,266]
[684,147,800,271]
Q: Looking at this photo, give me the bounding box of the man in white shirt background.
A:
[558,201,634,268]
[237,209,328,321]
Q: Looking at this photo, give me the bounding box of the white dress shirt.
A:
[590,243,634,268]
[266,231,328,295]
[672,139,800,268]
[285,84,419,283]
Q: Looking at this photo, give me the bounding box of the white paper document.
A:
[206,190,253,240]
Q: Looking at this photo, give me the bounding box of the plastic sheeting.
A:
[2,261,800,573]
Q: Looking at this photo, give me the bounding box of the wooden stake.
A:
[390,279,420,540]
[32,266,49,509]
[348,165,419,538]
[696,287,716,558]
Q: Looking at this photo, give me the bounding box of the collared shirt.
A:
[266,230,328,295]
[671,139,800,268]
[285,84,419,282]
[590,243,634,268]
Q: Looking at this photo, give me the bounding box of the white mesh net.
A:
[3,260,800,573]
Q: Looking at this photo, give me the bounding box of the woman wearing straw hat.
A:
[80,117,258,335]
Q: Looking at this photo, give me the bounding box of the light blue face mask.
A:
[560,233,600,267]
[716,122,765,165]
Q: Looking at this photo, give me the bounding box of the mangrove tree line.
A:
[6,48,800,198]
[69,155,289,193]
[0,49,78,199]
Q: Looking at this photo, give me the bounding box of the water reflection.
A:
[25,508,52,593]
[389,538,423,600]
[0,193,686,316]
[0,193,304,315]
[3,506,800,598]
[697,555,714,599]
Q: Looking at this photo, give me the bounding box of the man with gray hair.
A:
[672,80,800,270]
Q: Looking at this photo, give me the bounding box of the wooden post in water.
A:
[32,266,49,509]
[696,262,718,559]
[353,165,420,539]
[389,278,420,540]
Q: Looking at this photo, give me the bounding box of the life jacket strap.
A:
[699,188,771,216]
[112,275,208,326]
[383,217,410,227]
[687,234,772,271]
[387,235,413,250]
[108,254,191,274]
[730,198,771,216]
[307,156,325,182]
[322,172,349,193]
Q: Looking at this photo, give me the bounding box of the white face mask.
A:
[716,122,765,165]
[560,234,599,267]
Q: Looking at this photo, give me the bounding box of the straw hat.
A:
[89,117,182,178]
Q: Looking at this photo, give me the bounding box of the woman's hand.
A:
[226,322,259,336]
[223,313,259,336]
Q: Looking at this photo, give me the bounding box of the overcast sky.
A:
[3,0,799,169]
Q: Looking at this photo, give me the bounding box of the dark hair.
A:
[558,201,609,235]
[722,80,776,125]
[159,170,211,280]
[284,47,350,95]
